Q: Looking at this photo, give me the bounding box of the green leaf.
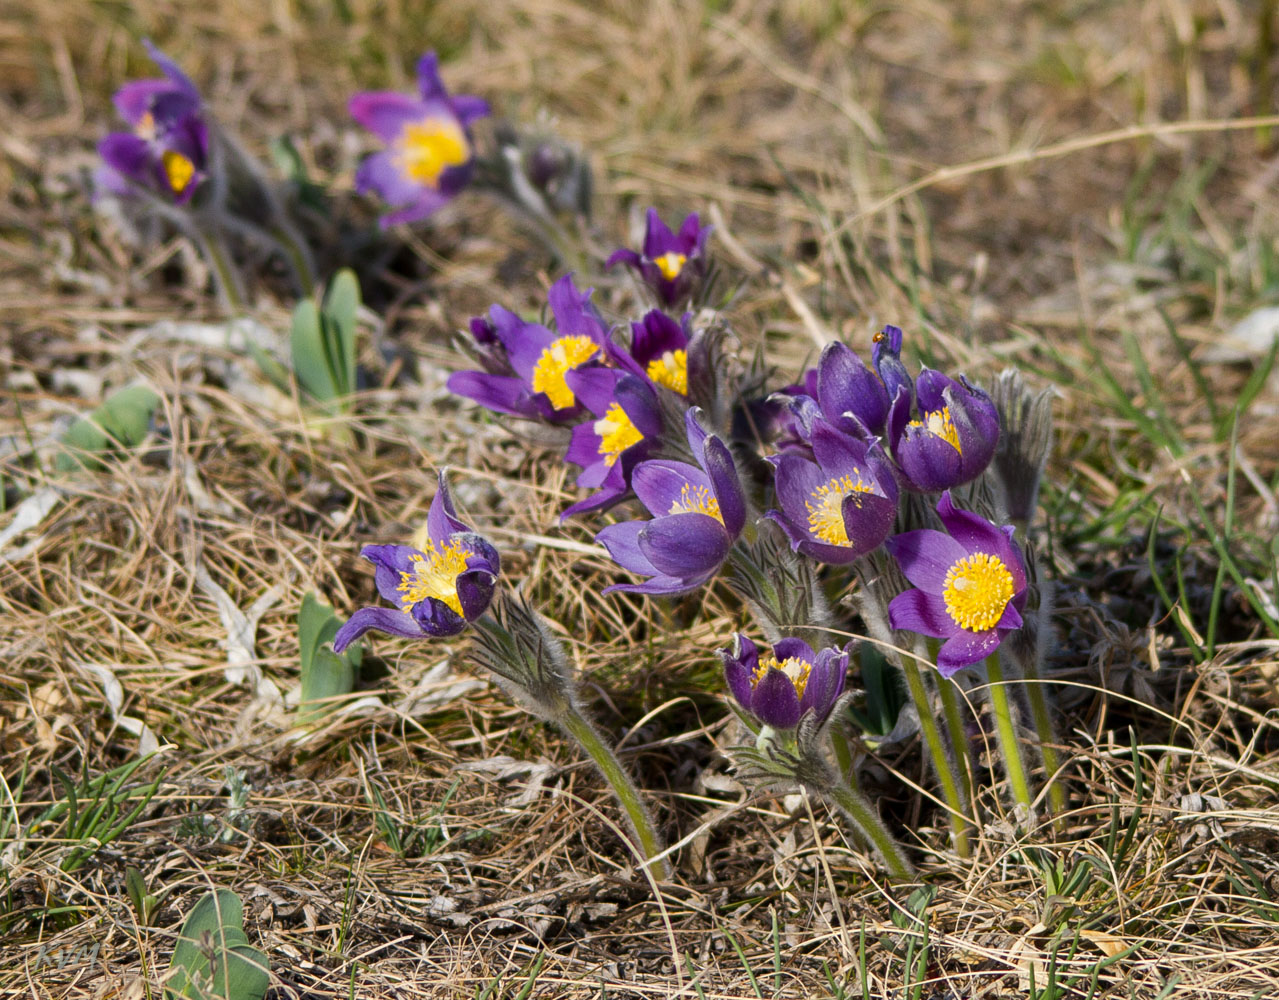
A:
[322,268,360,398]
[56,385,160,471]
[297,593,362,723]
[166,889,269,1000]
[290,299,340,403]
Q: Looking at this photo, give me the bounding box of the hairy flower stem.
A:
[927,639,977,830]
[1020,658,1067,825]
[901,651,972,858]
[820,774,915,880]
[557,705,670,882]
[985,652,1035,819]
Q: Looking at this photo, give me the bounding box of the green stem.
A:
[1020,657,1067,823]
[198,231,246,314]
[985,652,1035,819]
[270,225,317,297]
[900,652,972,858]
[557,705,670,882]
[824,778,915,880]
[927,637,976,828]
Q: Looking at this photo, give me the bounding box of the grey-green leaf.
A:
[56,385,160,472]
[290,299,339,402]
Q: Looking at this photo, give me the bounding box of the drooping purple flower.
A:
[885,490,1027,677]
[767,419,899,565]
[96,40,208,204]
[349,52,490,227]
[606,208,712,307]
[560,369,662,518]
[334,472,499,651]
[886,368,1000,492]
[596,410,746,595]
[720,634,850,730]
[612,309,692,396]
[447,274,611,423]
[815,340,892,438]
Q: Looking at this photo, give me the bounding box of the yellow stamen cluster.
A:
[752,655,812,698]
[162,150,196,193]
[531,335,600,410]
[594,402,644,466]
[668,483,723,523]
[908,406,962,454]
[805,472,874,545]
[652,251,687,281]
[397,541,470,617]
[645,349,688,395]
[942,552,1014,632]
[395,118,470,187]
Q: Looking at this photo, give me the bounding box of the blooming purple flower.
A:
[612,309,692,396]
[606,208,712,308]
[596,410,746,595]
[885,490,1027,676]
[333,472,499,651]
[885,368,1000,492]
[349,52,490,227]
[768,419,899,564]
[96,40,208,204]
[560,369,662,518]
[721,634,850,730]
[447,274,611,423]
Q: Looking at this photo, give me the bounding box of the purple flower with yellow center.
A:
[96,40,208,204]
[613,310,691,396]
[815,340,892,437]
[607,208,712,308]
[768,419,898,564]
[560,369,662,518]
[596,410,745,595]
[333,473,499,651]
[720,634,850,731]
[886,368,1000,492]
[349,52,489,227]
[447,274,610,423]
[885,490,1027,676]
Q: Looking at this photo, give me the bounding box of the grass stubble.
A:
[2,0,1279,996]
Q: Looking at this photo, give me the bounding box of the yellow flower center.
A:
[908,406,962,454]
[805,472,874,545]
[530,335,600,410]
[653,251,687,281]
[942,553,1014,632]
[162,150,196,193]
[395,118,470,187]
[397,540,470,617]
[668,483,723,523]
[645,349,688,394]
[594,402,644,466]
[752,655,812,698]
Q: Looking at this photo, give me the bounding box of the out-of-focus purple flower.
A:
[560,369,662,518]
[613,309,691,395]
[596,410,746,595]
[96,40,208,204]
[349,52,490,227]
[334,472,499,651]
[607,208,712,308]
[886,368,1000,492]
[447,274,611,423]
[871,325,913,405]
[815,340,892,437]
[768,419,898,564]
[720,634,850,730]
[885,490,1027,676]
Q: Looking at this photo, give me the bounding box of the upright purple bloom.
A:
[885,491,1027,676]
[333,472,499,651]
[612,310,692,396]
[886,368,1000,492]
[871,325,913,405]
[596,410,746,595]
[96,40,208,203]
[815,340,892,437]
[560,369,662,518]
[720,634,850,731]
[768,419,899,565]
[349,52,490,227]
[447,274,611,423]
[607,208,712,307]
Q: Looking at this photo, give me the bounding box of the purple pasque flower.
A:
[596,410,746,595]
[815,340,892,438]
[333,472,499,651]
[447,274,610,423]
[96,40,208,204]
[612,309,692,396]
[871,324,913,405]
[560,369,662,518]
[721,634,849,730]
[768,418,899,565]
[885,367,1000,492]
[885,490,1027,677]
[349,51,490,227]
[606,208,712,308]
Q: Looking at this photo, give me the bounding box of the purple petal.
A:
[349,92,433,142]
[449,94,490,126]
[936,631,1002,677]
[935,492,1026,590]
[113,79,173,126]
[817,342,890,436]
[615,376,662,436]
[456,568,498,621]
[750,668,801,729]
[996,603,1023,630]
[379,187,454,227]
[354,148,425,206]
[360,544,421,603]
[884,529,968,592]
[596,521,660,576]
[410,597,467,637]
[564,366,623,416]
[721,646,755,710]
[638,514,729,577]
[334,606,423,652]
[428,472,470,544]
[840,490,897,559]
[799,649,846,721]
[98,133,151,185]
[773,637,818,664]
[642,207,679,256]
[447,370,538,419]
[606,248,643,271]
[887,588,958,639]
[602,572,711,596]
[415,51,447,101]
[702,436,745,537]
[676,212,706,253]
[143,39,199,96]
[632,460,711,518]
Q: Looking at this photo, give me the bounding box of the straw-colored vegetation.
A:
[3,0,1279,996]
